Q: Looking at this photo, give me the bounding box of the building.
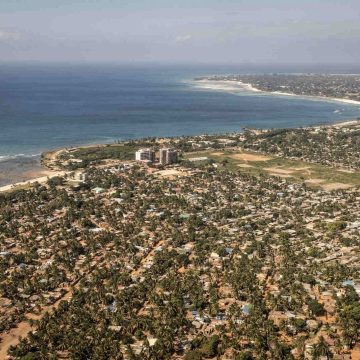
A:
[159,149,167,165]
[135,148,155,163]
[69,172,87,182]
[76,172,87,182]
[159,148,178,165]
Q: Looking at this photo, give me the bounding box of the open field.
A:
[154,169,189,178]
[212,152,271,162]
[184,150,360,190]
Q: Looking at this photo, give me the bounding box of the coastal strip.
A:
[192,79,261,93]
[193,79,360,106]
[0,171,66,193]
[0,119,359,194]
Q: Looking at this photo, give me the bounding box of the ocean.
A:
[0,63,359,185]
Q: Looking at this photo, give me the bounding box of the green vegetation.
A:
[241,124,360,170]
[184,149,360,189]
[58,143,140,169]
[337,287,360,348]
[1,123,360,359]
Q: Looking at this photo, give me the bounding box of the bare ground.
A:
[264,167,294,175]
[228,153,271,162]
[155,169,187,178]
[237,164,254,168]
[305,178,325,184]
[321,183,354,191]
[268,173,292,178]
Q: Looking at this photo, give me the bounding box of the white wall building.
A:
[159,148,178,165]
[135,148,155,163]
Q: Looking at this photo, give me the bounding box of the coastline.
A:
[0,156,43,188]
[0,170,67,193]
[1,118,359,194]
[194,79,360,106]
[327,119,360,127]
[0,142,118,189]
[1,76,359,191]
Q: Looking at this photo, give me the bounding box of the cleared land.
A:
[213,152,271,162]
[184,150,360,190]
[155,169,188,178]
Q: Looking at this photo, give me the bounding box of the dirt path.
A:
[0,288,73,359]
[0,224,165,358]
[0,321,33,359]
[0,188,169,358]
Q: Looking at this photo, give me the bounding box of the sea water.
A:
[0,63,359,177]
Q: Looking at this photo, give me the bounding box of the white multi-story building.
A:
[159,148,178,165]
[135,148,155,163]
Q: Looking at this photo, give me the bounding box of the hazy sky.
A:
[0,0,359,64]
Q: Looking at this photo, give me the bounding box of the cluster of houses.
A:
[1,126,360,358]
[241,121,360,170]
[0,152,360,359]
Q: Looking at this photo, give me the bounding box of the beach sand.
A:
[194,79,360,106]
[193,79,261,93]
[0,156,44,187]
[0,156,67,192]
[330,119,360,127]
[0,170,66,193]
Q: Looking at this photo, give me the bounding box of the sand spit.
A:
[194,79,360,106]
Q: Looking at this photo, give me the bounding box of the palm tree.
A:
[311,336,333,360]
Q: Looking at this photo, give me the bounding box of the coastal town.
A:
[0,120,359,359]
[2,0,360,359]
[195,74,360,103]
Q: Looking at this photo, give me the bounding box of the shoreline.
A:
[1,118,359,193]
[194,79,360,106]
[0,170,67,193]
[327,119,360,127]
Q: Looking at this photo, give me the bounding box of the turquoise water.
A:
[0,63,359,161]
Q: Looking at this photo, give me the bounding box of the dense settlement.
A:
[0,122,360,360]
[195,74,360,103]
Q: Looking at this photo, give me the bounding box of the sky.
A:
[0,0,359,64]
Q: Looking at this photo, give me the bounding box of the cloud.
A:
[0,29,21,41]
[235,21,360,39]
[175,34,192,43]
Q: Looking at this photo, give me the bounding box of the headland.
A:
[194,74,360,105]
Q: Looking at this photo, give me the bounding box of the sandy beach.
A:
[330,119,360,127]
[193,79,261,93]
[194,79,360,106]
[270,90,360,105]
[0,170,67,193]
[2,116,358,194]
